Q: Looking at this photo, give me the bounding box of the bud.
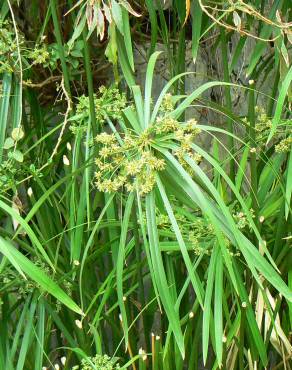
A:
[139,348,147,361]
[66,142,72,151]
[242,301,247,308]
[75,319,82,329]
[61,357,66,365]
[248,79,255,85]
[27,187,33,197]
[63,155,70,166]
[11,127,24,141]
[259,216,265,223]
[73,260,80,266]
[189,312,194,319]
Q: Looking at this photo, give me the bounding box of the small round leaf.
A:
[12,150,24,162]
[11,127,24,141]
[3,137,15,150]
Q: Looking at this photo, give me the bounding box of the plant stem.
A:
[220,28,235,185]
[82,28,97,137]
[248,81,259,225]
[50,0,71,97]
[238,306,245,370]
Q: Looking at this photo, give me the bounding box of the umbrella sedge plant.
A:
[0,1,291,369]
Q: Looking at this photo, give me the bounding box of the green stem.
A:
[82,28,97,137]
[238,306,245,370]
[220,28,235,185]
[132,203,148,353]
[248,81,259,224]
[50,0,71,97]
[267,68,280,117]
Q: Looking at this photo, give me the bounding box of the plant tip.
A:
[75,319,82,329]
[27,187,33,197]
[63,155,70,166]
[139,348,147,361]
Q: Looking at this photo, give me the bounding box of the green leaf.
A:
[268,64,292,142]
[67,12,86,50]
[234,261,268,365]
[191,0,202,63]
[202,245,218,365]
[0,199,54,270]
[116,192,134,347]
[145,192,185,358]
[156,175,204,306]
[0,237,83,315]
[12,149,24,162]
[121,7,134,71]
[3,137,14,150]
[16,295,37,370]
[246,0,281,76]
[111,0,123,35]
[214,252,223,366]
[144,51,162,128]
[145,0,158,57]
[105,23,118,65]
[117,31,135,87]
[285,150,292,219]
[0,73,12,163]
[131,85,144,128]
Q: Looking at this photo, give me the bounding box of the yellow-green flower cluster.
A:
[275,137,292,153]
[76,86,127,124]
[94,132,165,195]
[0,258,52,299]
[172,119,202,171]
[232,208,254,230]
[150,204,216,256]
[233,211,248,229]
[155,116,179,134]
[28,45,50,65]
[0,20,25,73]
[72,354,120,370]
[188,218,215,255]
[71,86,127,136]
[243,106,272,146]
[93,92,203,195]
[159,93,175,112]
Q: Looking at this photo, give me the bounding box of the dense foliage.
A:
[0,0,291,369]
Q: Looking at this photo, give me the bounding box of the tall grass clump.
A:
[0,0,291,369]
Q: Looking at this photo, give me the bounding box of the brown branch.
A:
[23,75,62,88]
